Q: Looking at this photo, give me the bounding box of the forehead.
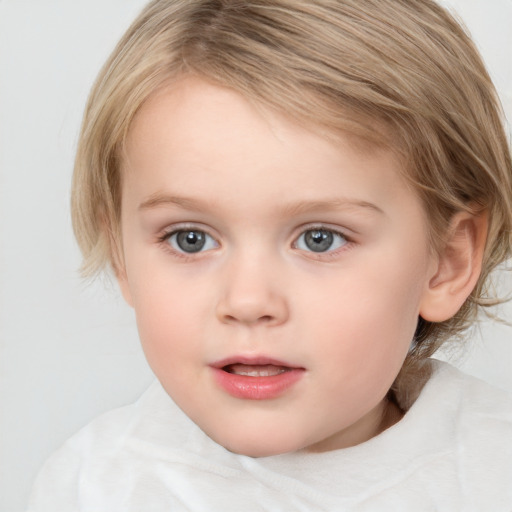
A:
[127,73,394,151]
[121,77,419,221]
[124,77,397,167]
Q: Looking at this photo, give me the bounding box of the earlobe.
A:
[419,210,487,323]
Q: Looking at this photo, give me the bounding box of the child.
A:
[29,0,512,510]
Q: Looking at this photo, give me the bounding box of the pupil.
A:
[177,231,206,253]
[305,230,333,252]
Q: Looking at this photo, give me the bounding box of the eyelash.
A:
[156,224,354,260]
[293,225,352,259]
[157,225,218,261]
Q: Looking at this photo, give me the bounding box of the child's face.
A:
[118,77,437,456]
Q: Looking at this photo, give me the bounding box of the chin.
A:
[225,441,296,458]
[209,429,303,458]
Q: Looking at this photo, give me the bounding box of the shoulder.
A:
[27,380,170,511]
[427,359,512,424]
[43,379,167,457]
[400,359,512,437]
[418,360,512,506]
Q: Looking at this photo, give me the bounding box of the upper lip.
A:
[210,355,303,370]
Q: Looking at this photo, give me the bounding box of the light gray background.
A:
[0,1,511,511]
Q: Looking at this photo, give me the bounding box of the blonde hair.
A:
[72,0,512,383]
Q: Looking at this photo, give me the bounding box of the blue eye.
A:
[295,229,347,253]
[167,230,218,253]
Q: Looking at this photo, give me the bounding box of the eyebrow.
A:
[281,198,384,217]
[139,193,211,212]
[138,193,384,216]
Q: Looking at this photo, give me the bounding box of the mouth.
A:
[222,364,291,377]
[210,357,305,400]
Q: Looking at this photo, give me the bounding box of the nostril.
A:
[223,314,274,325]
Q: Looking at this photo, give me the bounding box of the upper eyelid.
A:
[293,227,349,246]
[156,222,353,243]
[159,223,217,238]
[293,223,352,240]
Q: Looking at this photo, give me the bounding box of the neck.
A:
[307,396,404,453]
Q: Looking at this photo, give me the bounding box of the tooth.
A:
[228,364,288,377]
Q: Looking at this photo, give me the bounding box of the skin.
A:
[116,76,479,457]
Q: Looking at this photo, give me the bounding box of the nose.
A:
[215,254,289,327]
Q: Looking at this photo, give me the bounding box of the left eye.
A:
[295,229,347,253]
[167,230,218,254]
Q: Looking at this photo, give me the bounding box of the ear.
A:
[419,209,488,323]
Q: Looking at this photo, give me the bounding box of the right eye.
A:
[166,230,218,254]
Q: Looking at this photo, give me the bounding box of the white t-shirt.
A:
[28,360,512,511]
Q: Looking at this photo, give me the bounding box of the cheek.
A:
[307,252,427,376]
[128,271,208,373]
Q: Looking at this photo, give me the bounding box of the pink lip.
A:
[210,355,305,400]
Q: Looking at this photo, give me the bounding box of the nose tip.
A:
[215,277,289,327]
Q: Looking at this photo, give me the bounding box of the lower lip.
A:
[211,367,305,400]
